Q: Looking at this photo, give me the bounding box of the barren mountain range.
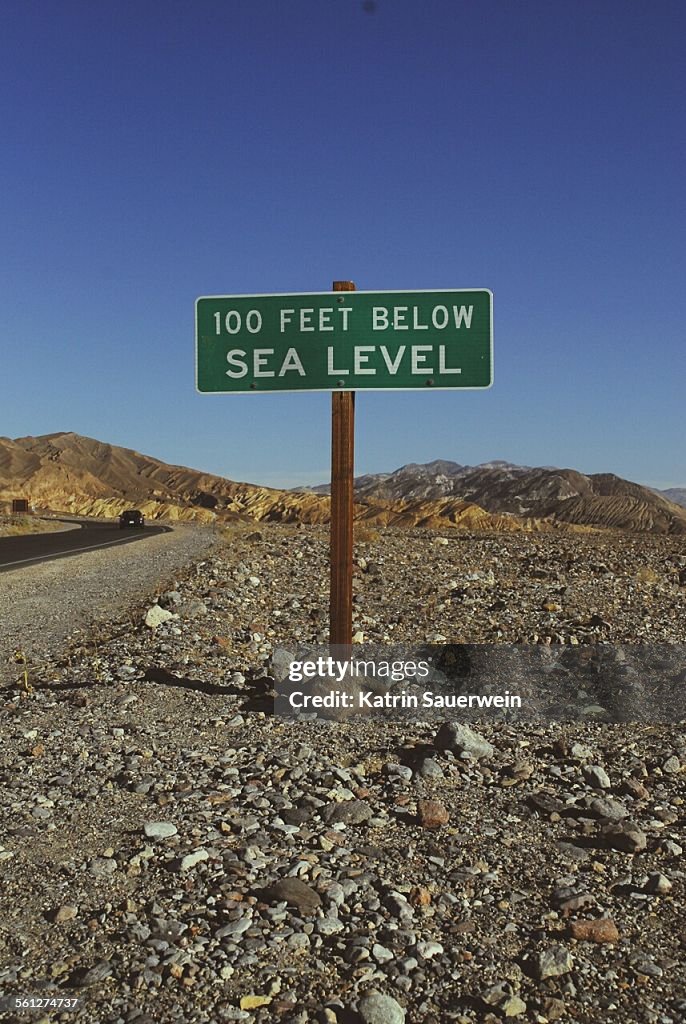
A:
[312,458,686,535]
[1,432,685,535]
[661,487,686,509]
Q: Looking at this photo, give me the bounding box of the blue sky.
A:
[1,0,684,489]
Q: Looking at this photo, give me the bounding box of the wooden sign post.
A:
[329,280,356,646]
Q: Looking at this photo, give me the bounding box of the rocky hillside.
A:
[314,460,686,535]
[2,433,683,535]
[0,433,540,534]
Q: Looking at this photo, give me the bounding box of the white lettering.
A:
[380,345,406,374]
[453,304,473,328]
[226,349,248,377]
[354,346,376,375]
[253,349,274,377]
[432,305,449,329]
[246,310,262,334]
[328,347,348,376]
[319,307,334,332]
[279,348,306,376]
[300,308,315,332]
[337,307,352,331]
[439,346,461,374]
[372,307,389,330]
[411,345,433,374]
[280,308,295,332]
[393,306,408,330]
[413,307,428,330]
[225,310,241,334]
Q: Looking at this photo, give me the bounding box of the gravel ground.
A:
[1,523,685,1024]
[0,523,220,687]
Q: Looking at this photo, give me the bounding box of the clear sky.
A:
[1,0,684,489]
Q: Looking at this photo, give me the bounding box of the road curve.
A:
[0,519,172,572]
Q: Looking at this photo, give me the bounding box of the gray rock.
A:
[645,872,672,894]
[415,757,444,780]
[216,916,252,938]
[570,743,594,760]
[372,943,394,963]
[322,800,372,825]
[316,916,344,936]
[384,763,413,782]
[89,857,117,878]
[69,960,113,986]
[435,722,494,759]
[588,796,628,821]
[602,824,647,853]
[398,957,418,974]
[263,878,321,915]
[481,982,527,1017]
[179,598,208,617]
[271,648,298,682]
[535,945,574,980]
[632,956,663,978]
[143,821,178,840]
[343,942,370,964]
[357,990,406,1024]
[583,764,611,789]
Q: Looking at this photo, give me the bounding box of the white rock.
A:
[416,940,444,959]
[145,605,175,629]
[143,821,178,840]
[179,849,209,871]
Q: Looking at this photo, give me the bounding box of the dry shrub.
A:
[355,525,381,544]
[219,520,254,543]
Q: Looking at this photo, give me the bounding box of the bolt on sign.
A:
[195,289,493,393]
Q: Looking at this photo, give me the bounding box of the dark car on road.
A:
[119,510,145,529]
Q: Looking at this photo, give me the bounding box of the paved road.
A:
[0,519,172,572]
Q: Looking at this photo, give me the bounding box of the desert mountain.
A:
[1,433,683,534]
[0,432,323,525]
[313,460,686,535]
[660,488,686,509]
[0,432,542,533]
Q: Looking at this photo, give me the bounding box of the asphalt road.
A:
[0,519,172,572]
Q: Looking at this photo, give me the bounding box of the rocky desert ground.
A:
[1,522,686,1024]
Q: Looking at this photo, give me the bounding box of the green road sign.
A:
[196,289,493,393]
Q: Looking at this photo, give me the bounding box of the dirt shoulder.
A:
[0,522,220,687]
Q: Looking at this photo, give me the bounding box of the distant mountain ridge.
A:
[0,432,543,533]
[660,487,686,509]
[311,459,686,535]
[1,433,683,534]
